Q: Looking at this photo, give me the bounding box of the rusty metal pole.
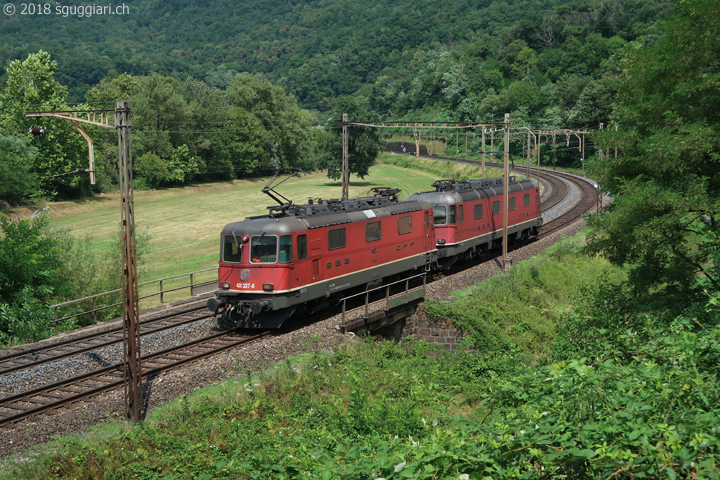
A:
[414,125,421,158]
[490,128,494,163]
[116,101,142,423]
[481,126,486,179]
[502,113,511,271]
[536,133,540,185]
[581,131,586,177]
[526,129,531,180]
[615,124,618,158]
[342,113,349,200]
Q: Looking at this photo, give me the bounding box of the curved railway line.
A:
[0,157,600,429]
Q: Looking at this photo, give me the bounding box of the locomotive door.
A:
[424,211,432,271]
[424,211,431,251]
[310,239,323,281]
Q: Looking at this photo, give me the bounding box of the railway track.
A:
[0,302,211,377]
[536,169,598,236]
[0,330,268,427]
[0,156,597,428]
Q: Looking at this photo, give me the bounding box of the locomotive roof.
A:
[404,177,537,205]
[221,189,430,234]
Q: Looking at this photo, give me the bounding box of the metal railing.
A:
[48,268,218,335]
[340,273,426,329]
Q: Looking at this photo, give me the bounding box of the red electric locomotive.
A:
[208,175,436,328]
[403,177,542,269]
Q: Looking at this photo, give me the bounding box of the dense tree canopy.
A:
[319,97,384,181]
[586,0,720,301]
[0,51,89,200]
[83,72,320,191]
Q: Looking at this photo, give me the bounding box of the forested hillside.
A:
[0,0,674,206]
[1,0,671,117]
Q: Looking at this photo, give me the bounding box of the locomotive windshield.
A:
[251,235,278,263]
[433,205,457,225]
[222,235,243,263]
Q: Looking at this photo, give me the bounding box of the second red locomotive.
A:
[404,177,542,269]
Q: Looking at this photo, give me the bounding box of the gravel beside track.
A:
[0,215,587,459]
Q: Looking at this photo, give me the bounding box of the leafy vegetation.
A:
[0,208,151,346]
[0,0,672,117]
[0,51,89,200]
[586,0,720,309]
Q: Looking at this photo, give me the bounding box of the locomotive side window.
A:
[447,205,457,224]
[250,235,277,263]
[328,228,346,250]
[474,204,484,219]
[366,221,382,242]
[222,235,243,263]
[398,215,412,234]
[458,205,464,223]
[523,193,530,207]
[279,235,293,263]
[297,234,308,260]
[492,200,501,215]
[433,206,447,225]
[509,197,516,211]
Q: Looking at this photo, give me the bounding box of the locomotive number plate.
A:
[236,283,256,289]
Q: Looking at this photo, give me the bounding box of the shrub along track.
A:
[0,157,599,457]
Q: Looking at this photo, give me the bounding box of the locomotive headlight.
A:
[221,282,231,290]
[437,239,446,245]
[263,283,274,292]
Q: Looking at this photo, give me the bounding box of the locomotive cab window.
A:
[222,235,243,263]
[279,235,293,263]
[250,235,277,263]
[328,228,346,250]
[474,204,483,220]
[398,215,412,234]
[458,205,464,223]
[523,193,530,207]
[297,234,308,260]
[366,221,382,242]
[492,200,501,215]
